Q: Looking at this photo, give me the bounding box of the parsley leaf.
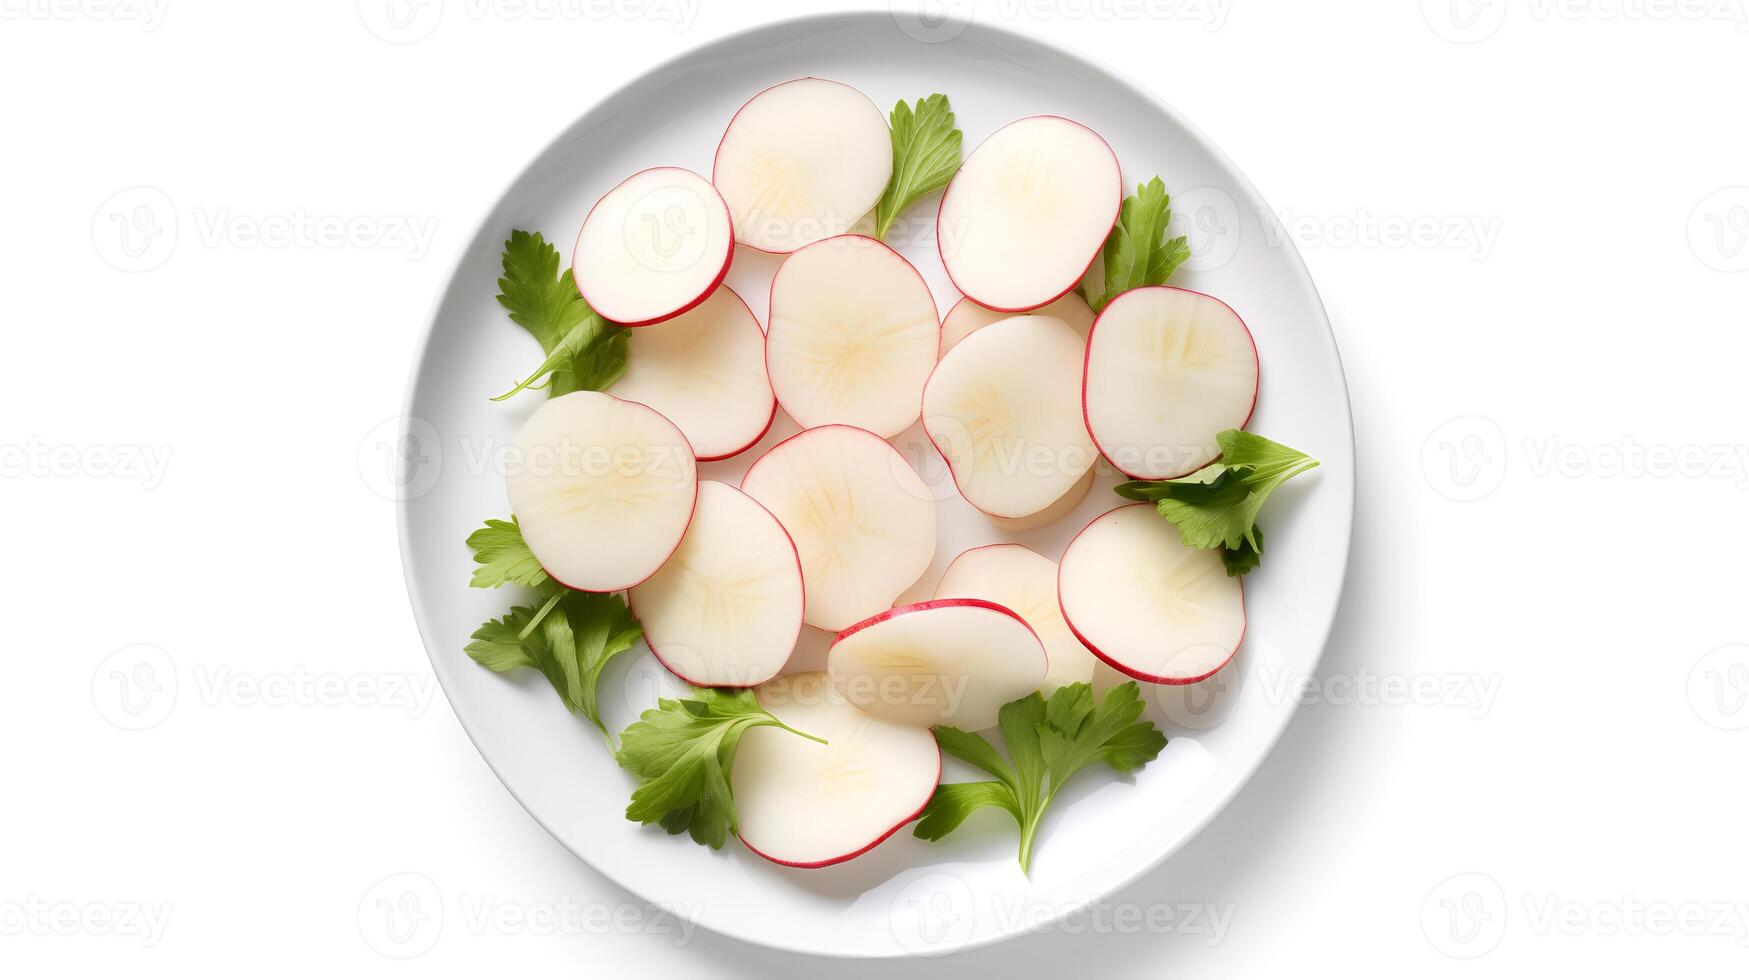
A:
[491,230,629,401]
[464,517,550,590]
[1112,430,1318,576]
[914,682,1166,872]
[463,517,642,733]
[616,688,825,850]
[873,94,962,241]
[1083,177,1192,312]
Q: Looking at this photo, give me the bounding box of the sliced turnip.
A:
[572,167,733,327]
[506,391,698,592]
[988,467,1093,533]
[733,672,940,868]
[937,116,1121,312]
[934,544,1095,694]
[766,235,940,438]
[740,425,935,631]
[829,599,1046,731]
[713,78,892,254]
[626,481,802,688]
[1058,504,1246,685]
[922,315,1097,524]
[1083,286,1260,479]
[938,291,1095,355]
[610,285,775,461]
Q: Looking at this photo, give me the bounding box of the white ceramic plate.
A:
[399,12,1354,958]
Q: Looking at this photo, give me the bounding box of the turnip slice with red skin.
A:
[828,599,1046,731]
[740,425,935,631]
[937,116,1121,312]
[935,544,1095,695]
[733,672,940,868]
[712,78,892,254]
[1058,504,1246,685]
[938,291,1095,355]
[1083,286,1260,479]
[766,235,940,438]
[572,167,733,327]
[506,391,698,593]
[923,315,1097,524]
[610,285,775,461]
[626,481,802,688]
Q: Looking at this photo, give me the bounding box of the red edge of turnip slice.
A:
[1081,285,1261,481]
[625,482,805,689]
[695,284,778,462]
[571,167,735,328]
[935,115,1122,313]
[832,597,1042,647]
[540,397,698,594]
[1056,504,1246,685]
[615,285,778,463]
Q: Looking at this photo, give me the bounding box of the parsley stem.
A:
[769,719,827,746]
[518,589,566,641]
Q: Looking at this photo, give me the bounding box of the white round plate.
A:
[399,12,1354,958]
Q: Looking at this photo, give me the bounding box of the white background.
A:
[3,0,1747,975]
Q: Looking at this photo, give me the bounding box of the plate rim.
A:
[396,10,1357,958]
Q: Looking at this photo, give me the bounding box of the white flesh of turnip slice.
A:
[1057,504,1246,685]
[712,78,893,254]
[987,467,1093,533]
[828,599,1046,731]
[934,544,1095,694]
[765,235,940,438]
[506,391,698,592]
[938,291,1095,355]
[572,167,733,327]
[1083,286,1260,479]
[610,285,775,461]
[732,672,940,868]
[922,315,1097,524]
[937,116,1121,311]
[739,425,935,631]
[626,481,802,688]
